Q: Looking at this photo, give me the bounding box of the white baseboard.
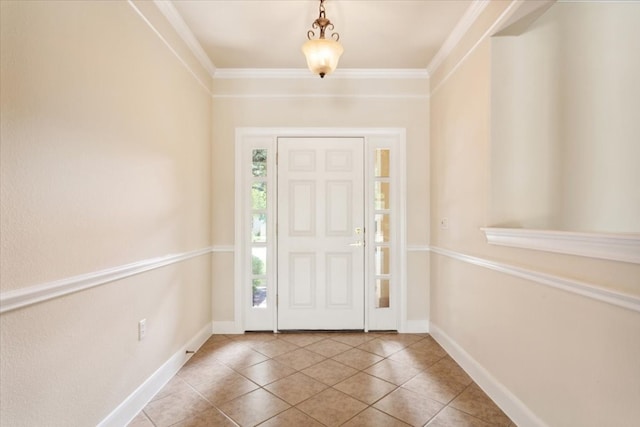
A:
[98,323,213,427]
[430,323,547,427]
[212,320,243,334]
[403,319,430,333]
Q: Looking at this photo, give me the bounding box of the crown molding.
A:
[426,0,490,76]
[151,0,494,82]
[127,0,212,95]
[430,0,521,96]
[152,0,217,76]
[213,68,430,80]
[153,2,433,81]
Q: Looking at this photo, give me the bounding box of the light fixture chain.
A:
[307,0,339,41]
[302,0,344,78]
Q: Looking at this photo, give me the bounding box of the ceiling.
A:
[166,0,475,73]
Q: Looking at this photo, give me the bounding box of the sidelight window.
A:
[373,149,391,308]
[251,149,268,308]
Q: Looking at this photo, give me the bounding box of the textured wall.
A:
[429,1,640,426]
[0,1,213,425]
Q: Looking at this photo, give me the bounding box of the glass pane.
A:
[375,247,390,275]
[374,149,390,177]
[252,149,267,177]
[252,279,267,308]
[374,182,390,210]
[375,279,390,308]
[251,214,267,243]
[251,247,267,275]
[252,182,267,210]
[374,214,391,243]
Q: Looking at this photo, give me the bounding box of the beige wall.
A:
[491,1,640,232]
[211,78,430,323]
[5,0,637,425]
[430,1,640,426]
[0,1,212,425]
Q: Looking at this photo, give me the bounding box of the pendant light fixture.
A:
[302,0,343,78]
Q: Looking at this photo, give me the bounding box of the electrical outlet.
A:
[138,319,147,341]
[440,218,449,229]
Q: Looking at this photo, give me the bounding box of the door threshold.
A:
[276,329,366,334]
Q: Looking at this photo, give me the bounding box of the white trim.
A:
[212,321,243,335]
[398,132,409,334]
[235,128,408,333]
[403,319,430,334]
[234,131,246,335]
[430,246,640,313]
[152,0,217,76]
[212,93,429,100]
[213,68,429,80]
[482,228,640,265]
[426,0,491,76]
[365,131,407,332]
[430,0,523,97]
[126,0,212,96]
[407,245,430,252]
[430,323,548,427]
[98,323,212,427]
[212,245,235,252]
[236,127,407,139]
[237,135,278,332]
[0,247,214,314]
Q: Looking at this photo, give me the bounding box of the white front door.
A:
[277,137,365,330]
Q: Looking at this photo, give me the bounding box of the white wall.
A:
[210,77,431,328]
[0,1,213,425]
[430,1,640,426]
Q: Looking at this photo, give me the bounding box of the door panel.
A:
[277,137,364,330]
[289,253,315,307]
[290,181,315,235]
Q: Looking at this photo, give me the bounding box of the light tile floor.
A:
[129,333,515,427]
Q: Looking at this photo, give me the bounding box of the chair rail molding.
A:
[430,245,640,313]
[482,227,640,264]
[0,247,215,314]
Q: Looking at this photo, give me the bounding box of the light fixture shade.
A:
[302,38,344,78]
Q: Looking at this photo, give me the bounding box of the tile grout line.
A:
[421,382,472,427]
[135,333,511,427]
[259,336,400,426]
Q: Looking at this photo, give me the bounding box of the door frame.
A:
[234,127,407,332]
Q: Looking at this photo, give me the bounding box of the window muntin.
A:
[373,149,392,311]
[252,149,267,177]
[375,279,390,308]
[374,182,390,210]
[250,149,268,308]
[251,214,267,243]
